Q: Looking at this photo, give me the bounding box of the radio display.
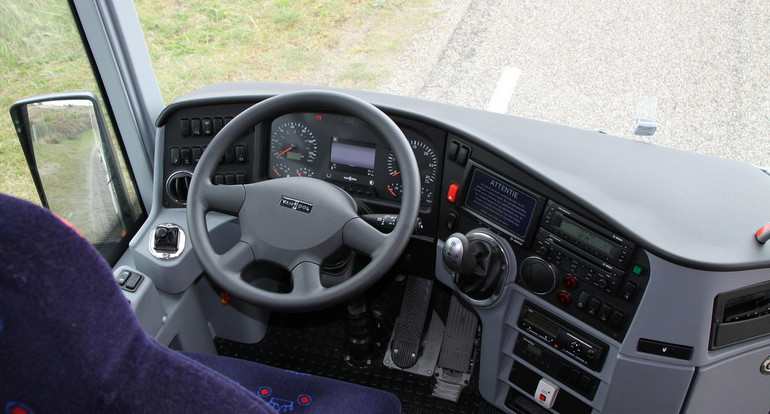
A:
[559,217,614,256]
[464,168,539,241]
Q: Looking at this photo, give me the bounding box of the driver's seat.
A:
[0,193,401,413]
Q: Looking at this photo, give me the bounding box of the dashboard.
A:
[266,112,441,206]
[151,83,770,414]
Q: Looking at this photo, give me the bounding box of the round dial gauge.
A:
[384,138,438,204]
[269,121,318,177]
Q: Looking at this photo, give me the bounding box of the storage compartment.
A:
[711,280,770,349]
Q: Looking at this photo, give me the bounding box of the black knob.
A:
[153,226,179,252]
[520,257,556,295]
[155,227,170,243]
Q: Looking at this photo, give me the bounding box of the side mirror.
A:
[9,92,139,258]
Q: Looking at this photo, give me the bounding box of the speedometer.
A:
[383,138,438,205]
[269,121,318,178]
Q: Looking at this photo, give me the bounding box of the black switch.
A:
[170,147,180,165]
[124,273,142,291]
[225,174,235,185]
[457,145,470,166]
[180,147,192,165]
[225,147,235,163]
[587,297,601,317]
[598,304,613,323]
[576,290,591,311]
[446,210,459,230]
[213,117,224,133]
[236,173,246,184]
[447,141,460,161]
[202,118,213,135]
[116,270,131,286]
[609,310,625,329]
[235,145,246,163]
[637,339,693,360]
[621,281,638,302]
[191,118,202,136]
[180,119,191,136]
[568,368,581,384]
[214,174,225,185]
[192,147,202,164]
[579,374,593,393]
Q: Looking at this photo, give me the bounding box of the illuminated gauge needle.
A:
[390,171,401,177]
[387,187,397,196]
[275,146,294,157]
[295,170,303,177]
[272,167,280,176]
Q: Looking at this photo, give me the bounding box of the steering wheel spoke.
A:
[217,241,257,276]
[290,262,324,296]
[200,181,246,216]
[343,217,389,258]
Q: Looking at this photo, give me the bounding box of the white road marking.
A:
[486,66,521,113]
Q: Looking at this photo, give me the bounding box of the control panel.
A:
[520,201,650,340]
[160,103,257,207]
[514,335,599,400]
[518,303,608,372]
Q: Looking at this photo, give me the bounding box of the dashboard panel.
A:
[152,83,770,414]
[160,107,444,213]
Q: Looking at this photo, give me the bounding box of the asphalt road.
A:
[379,0,769,167]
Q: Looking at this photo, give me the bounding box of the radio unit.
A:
[541,201,634,270]
[518,303,607,371]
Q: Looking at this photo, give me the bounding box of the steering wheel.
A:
[187,90,420,312]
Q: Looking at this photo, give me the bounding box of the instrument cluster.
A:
[267,112,440,206]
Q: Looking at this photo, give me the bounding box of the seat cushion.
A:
[185,352,402,413]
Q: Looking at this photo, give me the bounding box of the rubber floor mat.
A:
[215,305,501,414]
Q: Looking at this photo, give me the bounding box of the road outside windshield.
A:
[137,0,768,167]
[0,0,768,203]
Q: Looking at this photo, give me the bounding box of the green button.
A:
[632,265,644,275]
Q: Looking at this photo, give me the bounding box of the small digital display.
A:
[330,139,376,170]
[526,342,543,358]
[524,311,559,337]
[464,169,538,240]
[559,217,614,256]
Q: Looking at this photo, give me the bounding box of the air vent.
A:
[711,280,770,349]
[166,171,192,205]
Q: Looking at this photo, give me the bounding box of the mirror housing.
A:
[9,92,139,258]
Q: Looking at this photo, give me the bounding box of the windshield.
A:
[138,1,767,168]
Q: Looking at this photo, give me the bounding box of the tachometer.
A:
[269,121,318,178]
[383,138,438,204]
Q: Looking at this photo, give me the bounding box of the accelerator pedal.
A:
[432,295,479,402]
[389,275,434,369]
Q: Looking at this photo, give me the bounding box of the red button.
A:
[539,394,546,401]
[446,183,459,203]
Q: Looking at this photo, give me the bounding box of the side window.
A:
[1,0,145,264]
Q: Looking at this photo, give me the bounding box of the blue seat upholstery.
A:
[0,193,401,413]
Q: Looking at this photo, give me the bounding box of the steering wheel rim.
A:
[187,90,420,312]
